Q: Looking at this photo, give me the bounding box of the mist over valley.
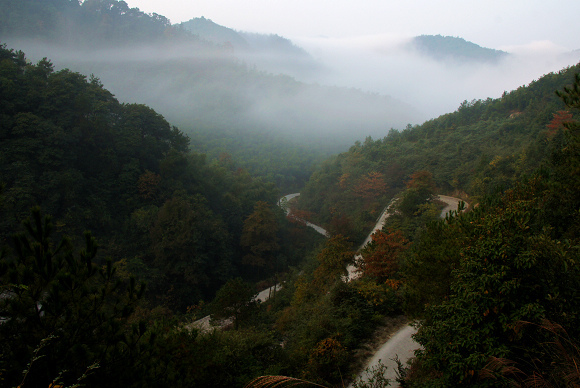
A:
[3,2,580,387]
[5,7,579,164]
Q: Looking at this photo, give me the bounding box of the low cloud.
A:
[292,35,580,120]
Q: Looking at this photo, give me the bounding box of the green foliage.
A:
[241,201,281,279]
[351,360,392,388]
[0,43,288,312]
[149,194,233,310]
[298,64,580,239]
[404,68,580,382]
[0,208,146,387]
[211,278,258,330]
[402,216,464,317]
[411,180,580,387]
[273,237,402,386]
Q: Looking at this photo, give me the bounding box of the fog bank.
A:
[292,34,580,120]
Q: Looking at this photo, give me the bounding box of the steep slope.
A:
[297,63,580,237]
[0,0,420,193]
[0,44,287,310]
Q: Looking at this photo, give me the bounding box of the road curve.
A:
[352,195,468,384]
[354,325,418,385]
[281,193,329,237]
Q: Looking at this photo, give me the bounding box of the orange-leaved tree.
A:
[358,229,409,284]
[547,110,574,138]
[353,171,387,202]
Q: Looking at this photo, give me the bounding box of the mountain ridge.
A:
[409,34,509,63]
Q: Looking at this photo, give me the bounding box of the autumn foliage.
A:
[358,229,409,283]
[406,170,437,192]
[546,110,574,138]
[353,171,387,200]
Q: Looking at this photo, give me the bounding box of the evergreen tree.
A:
[0,208,146,387]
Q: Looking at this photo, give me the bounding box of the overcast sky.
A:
[124,0,580,50]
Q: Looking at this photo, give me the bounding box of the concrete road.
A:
[351,194,467,385]
[354,325,419,386]
[438,195,468,218]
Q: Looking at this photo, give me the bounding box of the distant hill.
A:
[179,17,248,48]
[0,0,419,192]
[179,17,309,56]
[179,17,317,76]
[409,35,509,63]
[298,62,579,237]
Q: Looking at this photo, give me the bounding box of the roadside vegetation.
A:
[1,2,580,387]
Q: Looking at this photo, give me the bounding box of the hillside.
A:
[0,0,418,193]
[285,62,580,387]
[0,43,322,309]
[2,2,580,387]
[179,16,249,47]
[409,34,509,63]
[297,63,580,240]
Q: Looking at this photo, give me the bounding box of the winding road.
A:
[352,194,468,386]
[192,192,468,382]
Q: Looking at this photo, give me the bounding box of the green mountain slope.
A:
[298,63,580,239]
[0,43,303,310]
[1,0,419,193]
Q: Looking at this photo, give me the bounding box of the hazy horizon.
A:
[125,0,580,50]
[122,0,580,119]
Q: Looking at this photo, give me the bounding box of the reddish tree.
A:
[327,214,354,238]
[406,170,436,192]
[353,171,387,200]
[289,208,314,222]
[547,110,574,138]
[358,229,410,283]
[338,173,351,189]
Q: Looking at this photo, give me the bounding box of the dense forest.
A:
[2,1,580,388]
[0,43,329,387]
[0,0,419,193]
[297,63,579,242]
[290,63,580,386]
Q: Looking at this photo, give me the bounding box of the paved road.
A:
[281,193,329,237]
[354,325,419,386]
[438,195,467,218]
[190,193,322,333]
[352,195,468,385]
[192,193,468,367]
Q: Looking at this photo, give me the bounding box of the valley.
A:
[1,1,580,387]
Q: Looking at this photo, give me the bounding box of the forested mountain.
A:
[0,0,419,192]
[180,17,312,59]
[3,2,580,388]
[409,34,509,63]
[180,16,249,48]
[0,43,318,310]
[286,61,580,387]
[297,63,580,241]
[179,17,321,78]
[0,40,338,387]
